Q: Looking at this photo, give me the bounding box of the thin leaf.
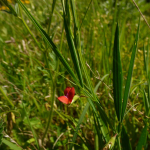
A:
[136,124,147,150]
[121,125,132,150]
[94,74,109,93]
[69,102,89,150]
[93,114,103,150]
[103,134,117,150]
[0,86,14,108]
[143,89,150,116]
[2,138,22,150]
[63,1,83,87]
[121,20,140,121]
[113,23,123,121]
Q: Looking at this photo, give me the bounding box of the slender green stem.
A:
[19,6,41,49]
[117,123,121,150]
[47,0,57,35]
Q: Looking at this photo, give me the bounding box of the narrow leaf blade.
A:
[113,23,123,121]
[121,125,132,150]
[136,125,147,150]
[121,20,140,121]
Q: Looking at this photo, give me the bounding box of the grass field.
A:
[0,0,150,149]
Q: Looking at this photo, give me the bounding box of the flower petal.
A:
[57,96,70,104]
[64,87,71,96]
[67,87,75,102]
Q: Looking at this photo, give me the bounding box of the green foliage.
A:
[121,19,140,122]
[113,23,123,122]
[0,0,150,149]
[2,139,22,150]
[136,125,148,150]
[0,119,4,145]
[121,125,132,150]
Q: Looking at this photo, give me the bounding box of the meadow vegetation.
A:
[0,0,150,149]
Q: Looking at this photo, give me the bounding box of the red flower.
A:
[57,87,75,104]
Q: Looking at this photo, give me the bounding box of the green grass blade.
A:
[2,138,22,150]
[0,120,4,145]
[17,0,79,85]
[121,20,140,121]
[143,43,150,107]
[146,44,149,76]
[113,23,123,121]
[93,114,102,150]
[47,0,57,35]
[136,124,147,150]
[121,125,132,150]
[143,88,150,116]
[0,86,14,108]
[90,101,110,143]
[94,74,109,93]
[69,102,89,150]
[143,44,147,74]
[63,1,83,87]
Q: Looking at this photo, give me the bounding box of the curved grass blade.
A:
[17,0,79,85]
[121,20,140,121]
[103,134,117,150]
[143,88,150,116]
[62,0,83,87]
[136,124,147,150]
[0,86,14,108]
[113,23,123,121]
[2,138,22,150]
[121,125,132,150]
[93,101,110,143]
[94,74,109,93]
[143,43,150,112]
[69,102,89,150]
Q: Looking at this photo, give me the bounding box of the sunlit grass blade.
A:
[143,44,148,75]
[62,0,83,87]
[93,114,102,150]
[83,96,110,143]
[2,138,22,150]
[121,20,140,121]
[113,23,123,121]
[17,0,79,85]
[143,43,150,107]
[136,124,147,150]
[94,74,109,93]
[97,113,110,143]
[143,89,150,116]
[121,125,132,150]
[96,101,113,131]
[103,134,117,150]
[69,102,89,150]
[0,86,14,108]
[94,101,110,143]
